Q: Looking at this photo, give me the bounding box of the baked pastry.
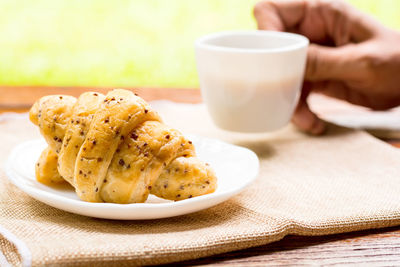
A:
[29,89,217,203]
[36,147,65,184]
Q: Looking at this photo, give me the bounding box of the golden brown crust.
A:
[74,89,161,202]
[58,92,105,186]
[151,157,217,201]
[30,89,217,203]
[101,121,187,203]
[29,95,77,154]
[35,147,65,184]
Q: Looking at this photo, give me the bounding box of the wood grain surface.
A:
[2,86,400,266]
[168,226,400,266]
[0,86,202,112]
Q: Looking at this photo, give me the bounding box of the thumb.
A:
[291,82,326,135]
[306,44,362,82]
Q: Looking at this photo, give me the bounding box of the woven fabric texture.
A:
[1,103,400,266]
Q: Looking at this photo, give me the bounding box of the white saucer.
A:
[5,135,259,220]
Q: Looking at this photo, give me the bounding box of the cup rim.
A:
[195,30,309,53]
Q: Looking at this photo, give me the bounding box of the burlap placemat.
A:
[1,102,400,267]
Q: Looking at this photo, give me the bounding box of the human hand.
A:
[254,0,400,134]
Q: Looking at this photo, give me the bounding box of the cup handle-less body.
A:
[195,30,308,133]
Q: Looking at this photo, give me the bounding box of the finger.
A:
[306,43,366,82]
[254,0,380,45]
[304,0,377,44]
[254,0,306,31]
[292,82,326,135]
[314,81,400,110]
[307,80,371,107]
[339,1,385,41]
[311,80,369,106]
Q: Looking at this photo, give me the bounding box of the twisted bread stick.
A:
[58,92,105,185]
[30,89,217,203]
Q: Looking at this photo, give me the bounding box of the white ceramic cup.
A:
[195,30,309,133]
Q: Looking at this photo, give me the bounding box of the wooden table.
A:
[2,86,400,266]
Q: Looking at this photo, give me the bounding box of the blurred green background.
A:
[0,0,399,88]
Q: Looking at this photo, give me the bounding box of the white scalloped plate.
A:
[5,135,259,220]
